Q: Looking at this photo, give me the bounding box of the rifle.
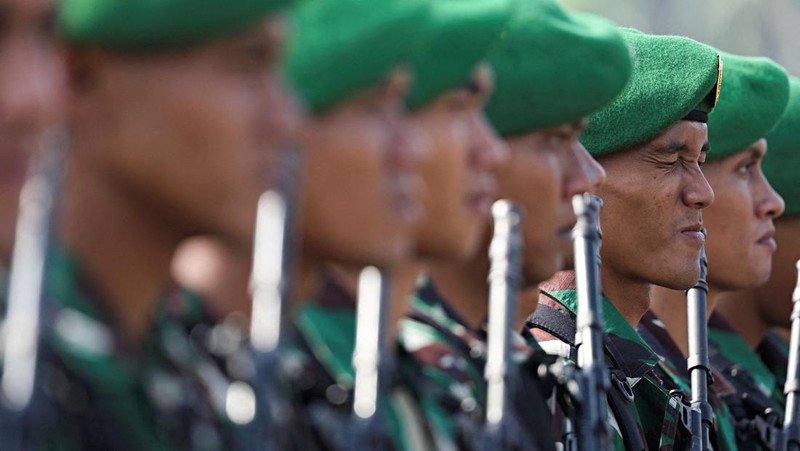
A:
[0,131,67,449]
[351,266,391,450]
[686,228,713,451]
[484,199,524,449]
[246,148,302,450]
[571,193,611,451]
[780,259,800,450]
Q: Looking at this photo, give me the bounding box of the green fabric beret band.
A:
[485,0,632,137]
[581,29,722,157]
[763,77,800,217]
[406,0,512,110]
[706,53,789,162]
[59,0,291,50]
[284,0,429,114]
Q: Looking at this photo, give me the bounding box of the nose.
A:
[756,170,785,220]
[565,142,606,198]
[683,165,715,210]
[0,42,60,134]
[468,112,507,172]
[264,74,306,148]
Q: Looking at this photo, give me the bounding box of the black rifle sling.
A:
[527,306,646,450]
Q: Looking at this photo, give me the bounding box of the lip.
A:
[465,175,498,216]
[756,227,777,251]
[679,223,705,244]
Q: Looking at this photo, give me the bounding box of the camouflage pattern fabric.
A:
[637,310,739,451]
[757,329,790,394]
[707,312,784,449]
[286,276,436,451]
[397,278,556,451]
[530,271,665,451]
[12,245,243,450]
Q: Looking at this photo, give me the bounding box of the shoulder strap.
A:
[526,305,577,349]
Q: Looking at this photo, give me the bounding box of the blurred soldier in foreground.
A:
[528,29,722,449]
[0,0,66,292]
[5,0,303,447]
[647,52,789,450]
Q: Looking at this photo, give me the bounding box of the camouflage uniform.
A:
[637,311,739,450]
[706,312,785,449]
[757,330,790,393]
[397,278,556,451]
[7,246,244,450]
[529,271,685,451]
[285,275,436,451]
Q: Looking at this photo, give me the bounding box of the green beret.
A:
[485,0,632,137]
[706,53,789,162]
[406,0,512,110]
[284,0,429,114]
[763,77,800,217]
[59,0,290,50]
[581,29,722,157]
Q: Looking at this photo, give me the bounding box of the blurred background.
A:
[562,0,800,75]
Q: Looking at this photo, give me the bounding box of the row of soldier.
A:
[1,0,800,449]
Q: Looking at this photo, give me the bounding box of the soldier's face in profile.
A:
[595,120,714,291]
[753,216,800,327]
[412,64,507,261]
[0,0,65,264]
[299,67,427,268]
[498,119,604,287]
[66,17,302,250]
[701,138,784,290]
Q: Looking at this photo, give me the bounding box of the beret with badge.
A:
[706,52,789,162]
[580,29,723,157]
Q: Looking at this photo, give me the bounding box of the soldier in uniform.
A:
[528,29,722,449]
[646,52,789,450]
[278,0,433,448]
[398,0,632,448]
[12,0,303,447]
[713,76,800,422]
[0,0,66,296]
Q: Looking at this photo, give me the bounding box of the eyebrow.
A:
[652,140,709,155]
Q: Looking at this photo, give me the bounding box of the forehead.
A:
[0,0,50,20]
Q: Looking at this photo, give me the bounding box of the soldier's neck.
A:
[600,269,651,328]
[61,156,183,349]
[650,285,721,357]
[712,289,766,349]
[427,247,491,330]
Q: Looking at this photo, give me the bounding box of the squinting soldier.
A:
[14,0,303,447]
[529,29,722,450]
[647,52,789,450]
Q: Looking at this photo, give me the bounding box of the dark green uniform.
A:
[20,246,242,450]
[637,311,739,450]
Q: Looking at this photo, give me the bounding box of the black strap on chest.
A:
[528,305,646,450]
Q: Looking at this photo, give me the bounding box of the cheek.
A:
[421,126,467,205]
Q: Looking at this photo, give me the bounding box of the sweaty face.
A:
[703,139,784,291]
[70,17,302,249]
[0,0,65,264]
[753,216,800,327]
[300,68,426,269]
[498,120,605,286]
[596,120,714,290]
[413,64,507,261]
